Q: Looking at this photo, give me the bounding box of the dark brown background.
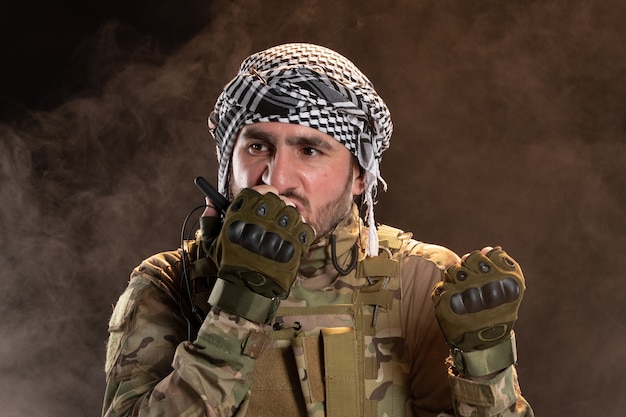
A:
[1,0,625,416]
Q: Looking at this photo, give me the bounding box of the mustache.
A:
[280,189,310,212]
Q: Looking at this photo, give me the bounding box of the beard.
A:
[282,169,356,239]
[307,178,354,239]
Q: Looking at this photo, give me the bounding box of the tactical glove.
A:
[208,188,315,323]
[199,215,222,253]
[431,246,525,376]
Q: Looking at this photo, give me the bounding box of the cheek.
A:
[304,170,335,191]
[307,169,349,198]
[231,152,261,190]
[230,165,250,190]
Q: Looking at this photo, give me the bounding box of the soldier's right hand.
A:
[208,187,315,322]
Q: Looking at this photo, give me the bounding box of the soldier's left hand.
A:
[432,246,526,353]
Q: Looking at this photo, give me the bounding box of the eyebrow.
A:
[241,126,335,151]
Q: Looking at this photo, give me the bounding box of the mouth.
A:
[291,203,309,225]
[281,192,309,215]
[291,202,304,214]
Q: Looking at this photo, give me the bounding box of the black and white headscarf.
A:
[208,43,393,257]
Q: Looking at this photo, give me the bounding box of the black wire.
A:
[179,204,206,341]
[330,234,358,275]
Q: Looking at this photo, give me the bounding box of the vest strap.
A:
[355,290,393,310]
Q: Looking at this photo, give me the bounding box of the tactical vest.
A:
[187,225,413,417]
[240,225,412,417]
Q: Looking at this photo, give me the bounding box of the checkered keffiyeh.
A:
[208,43,393,257]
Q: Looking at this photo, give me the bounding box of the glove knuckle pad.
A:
[444,265,466,283]
[226,221,295,263]
[449,277,521,315]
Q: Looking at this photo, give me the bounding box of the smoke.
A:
[0,16,219,417]
[1,0,625,416]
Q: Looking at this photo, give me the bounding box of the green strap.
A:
[452,332,517,376]
[207,278,279,324]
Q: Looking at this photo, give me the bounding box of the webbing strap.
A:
[452,332,517,376]
[277,305,354,317]
[322,328,361,417]
[355,290,393,310]
[364,357,378,379]
[207,278,279,324]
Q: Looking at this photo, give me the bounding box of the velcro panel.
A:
[249,342,308,416]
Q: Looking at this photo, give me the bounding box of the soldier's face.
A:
[230,122,364,237]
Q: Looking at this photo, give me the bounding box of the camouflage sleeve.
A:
[103,252,268,417]
[447,365,534,417]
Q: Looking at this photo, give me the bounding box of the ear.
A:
[351,161,366,196]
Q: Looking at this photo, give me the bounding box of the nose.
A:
[261,151,298,194]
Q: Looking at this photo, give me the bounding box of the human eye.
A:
[295,135,333,158]
[301,146,322,157]
[247,141,271,154]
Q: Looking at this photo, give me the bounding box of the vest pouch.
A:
[321,327,362,417]
[291,327,362,417]
[248,327,362,417]
[247,337,308,417]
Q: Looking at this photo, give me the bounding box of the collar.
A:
[295,205,366,289]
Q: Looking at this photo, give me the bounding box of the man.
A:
[103,43,533,417]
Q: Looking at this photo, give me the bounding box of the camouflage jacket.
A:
[103,207,533,417]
